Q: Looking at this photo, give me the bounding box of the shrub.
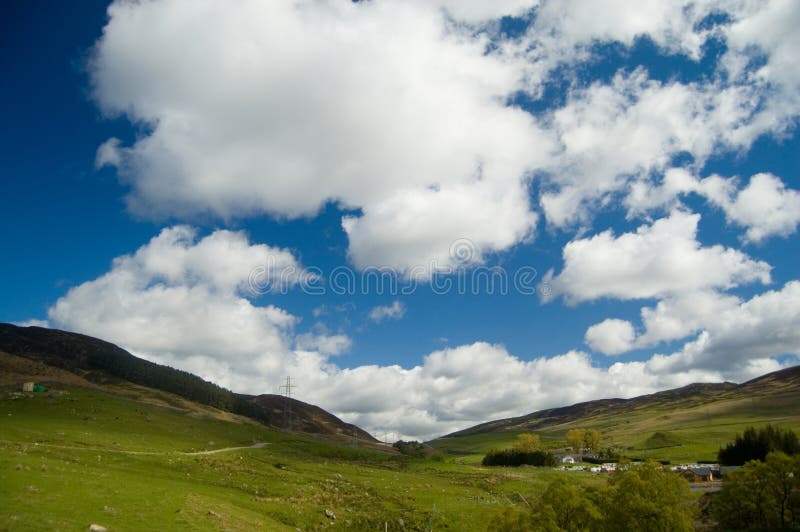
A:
[482,449,557,467]
[392,440,427,457]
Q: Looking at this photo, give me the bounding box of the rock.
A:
[333,473,343,479]
[102,506,115,513]
[207,510,222,518]
[87,525,108,532]
[325,509,336,520]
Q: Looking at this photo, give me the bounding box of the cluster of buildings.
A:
[554,453,728,482]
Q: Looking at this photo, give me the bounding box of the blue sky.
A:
[2,0,799,439]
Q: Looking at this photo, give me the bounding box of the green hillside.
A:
[430,366,800,463]
[0,323,375,442]
[0,384,595,531]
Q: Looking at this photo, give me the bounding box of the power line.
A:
[279,376,295,430]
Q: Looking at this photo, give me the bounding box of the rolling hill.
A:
[0,323,375,442]
[431,365,800,462]
[0,325,575,530]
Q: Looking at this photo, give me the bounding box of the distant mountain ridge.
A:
[0,323,376,442]
[443,366,800,439]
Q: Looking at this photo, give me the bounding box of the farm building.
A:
[680,467,716,482]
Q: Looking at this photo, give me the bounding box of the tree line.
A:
[718,424,799,465]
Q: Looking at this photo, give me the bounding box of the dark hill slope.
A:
[0,323,375,441]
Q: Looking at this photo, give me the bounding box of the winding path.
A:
[10,441,270,456]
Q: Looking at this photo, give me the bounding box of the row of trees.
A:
[482,449,557,467]
[482,433,548,466]
[713,451,800,529]
[718,424,799,465]
[488,462,696,531]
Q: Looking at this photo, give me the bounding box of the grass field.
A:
[0,386,600,531]
[2,366,797,530]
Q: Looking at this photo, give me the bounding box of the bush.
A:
[392,440,427,458]
[482,449,557,467]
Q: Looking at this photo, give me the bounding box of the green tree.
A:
[604,462,695,532]
[713,452,800,529]
[534,479,603,531]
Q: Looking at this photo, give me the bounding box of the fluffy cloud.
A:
[90,0,553,274]
[626,171,800,243]
[89,0,800,266]
[709,173,800,243]
[343,181,539,273]
[300,343,753,440]
[48,226,302,374]
[540,71,716,227]
[584,319,636,356]
[368,301,406,323]
[526,1,800,229]
[585,290,742,355]
[543,210,771,304]
[646,281,800,375]
[538,74,799,228]
[529,0,714,59]
[585,281,800,375]
[721,0,800,142]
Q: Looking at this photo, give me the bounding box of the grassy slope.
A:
[430,373,800,463]
[0,386,597,531]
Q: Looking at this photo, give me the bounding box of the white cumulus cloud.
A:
[543,210,771,304]
[626,171,800,243]
[584,319,636,356]
[90,0,554,274]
